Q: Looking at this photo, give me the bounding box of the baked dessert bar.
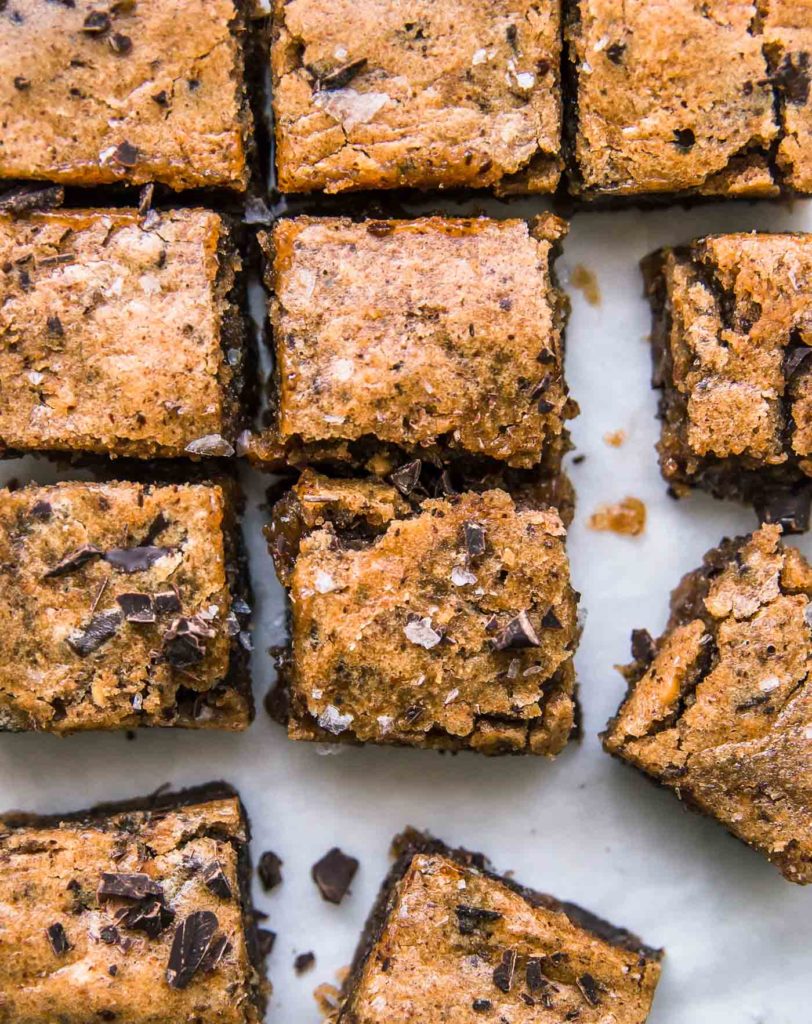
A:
[266,470,580,755]
[0,208,246,461]
[334,829,663,1023]
[604,524,812,884]
[0,0,251,191]
[644,232,812,529]
[0,783,268,1022]
[271,0,562,194]
[246,214,575,478]
[0,479,252,733]
[566,0,812,200]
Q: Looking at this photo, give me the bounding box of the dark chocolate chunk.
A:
[162,614,215,669]
[672,128,696,150]
[463,521,486,557]
[116,592,155,623]
[754,487,811,535]
[390,459,422,496]
[455,905,502,935]
[577,973,602,1006]
[493,611,541,651]
[294,951,315,974]
[537,397,555,413]
[311,847,359,904]
[83,10,111,32]
[785,345,812,379]
[0,184,64,214]
[115,895,175,938]
[257,850,283,892]
[44,544,102,578]
[606,41,626,64]
[630,628,657,664]
[201,860,232,901]
[525,957,549,993]
[67,610,122,657]
[142,510,170,545]
[506,23,518,49]
[30,499,52,520]
[152,89,169,107]
[155,587,182,615]
[104,545,170,573]
[257,928,276,958]
[314,57,368,90]
[46,922,70,956]
[112,141,140,168]
[166,910,219,990]
[472,1000,492,1013]
[493,949,517,993]
[98,872,163,901]
[47,315,65,336]
[541,608,563,630]
[109,31,132,54]
[108,964,118,976]
[99,925,120,945]
[13,75,30,90]
[200,933,231,973]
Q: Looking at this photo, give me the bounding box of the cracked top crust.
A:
[339,844,662,1023]
[0,209,242,460]
[0,792,265,1023]
[254,215,572,471]
[269,471,579,755]
[603,524,812,884]
[0,480,251,733]
[646,233,812,494]
[0,0,249,191]
[567,0,780,198]
[271,0,562,193]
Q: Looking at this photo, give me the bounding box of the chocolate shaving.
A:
[201,861,232,901]
[463,521,486,557]
[116,592,155,623]
[45,544,102,578]
[162,614,215,668]
[455,905,502,935]
[390,459,422,496]
[115,895,175,938]
[155,587,182,615]
[493,611,541,651]
[98,872,163,901]
[166,910,219,990]
[104,545,169,573]
[311,847,358,904]
[0,184,64,214]
[576,973,602,1006]
[46,922,70,955]
[313,57,368,90]
[493,949,517,993]
[526,957,549,993]
[67,610,121,657]
[257,850,283,892]
[294,951,315,974]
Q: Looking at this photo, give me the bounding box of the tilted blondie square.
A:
[566,0,812,200]
[0,784,268,1023]
[0,0,251,191]
[266,470,579,755]
[0,479,252,733]
[271,0,563,194]
[604,524,812,884]
[644,232,812,529]
[0,208,247,460]
[246,215,575,479]
[334,829,663,1023]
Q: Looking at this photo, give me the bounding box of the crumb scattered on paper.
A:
[570,264,601,306]
[603,429,626,448]
[588,497,646,536]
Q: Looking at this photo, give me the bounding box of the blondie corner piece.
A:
[644,233,812,529]
[0,0,251,191]
[245,214,575,479]
[334,829,663,1023]
[271,0,562,194]
[266,470,579,755]
[0,209,247,461]
[603,524,812,884]
[565,0,812,200]
[0,480,253,733]
[0,784,269,1023]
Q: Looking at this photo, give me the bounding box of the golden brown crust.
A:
[249,215,573,472]
[271,472,579,755]
[0,0,250,191]
[567,0,780,199]
[0,791,267,1023]
[271,0,562,193]
[0,480,252,733]
[340,846,662,1023]
[0,209,243,460]
[604,525,812,884]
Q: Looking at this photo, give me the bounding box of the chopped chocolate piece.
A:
[202,860,233,901]
[294,950,315,974]
[104,545,170,574]
[98,872,163,901]
[115,895,175,938]
[46,922,70,955]
[464,521,487,558]
[390,460,422,497]
[257,850,283,892]
[116,593,155,624]
[334,830,663,1023]
[604,525,812,884]
[155,587,182,615]
[493,611,541,652]
[754,487,812,535]
[99,925,120,945]
[166,910,219,989]
[455,905,503,935]
[45,544,102,578]
[109,31,132,54]
[162,614,215,669]
[257,928,276,958]
[311,847,359,905]
[541,608,564,630]
[272,0,562,193]
[200,932,231,973]
[630,629,657,665]
[82,10,111,33]
[67,610,121,657]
